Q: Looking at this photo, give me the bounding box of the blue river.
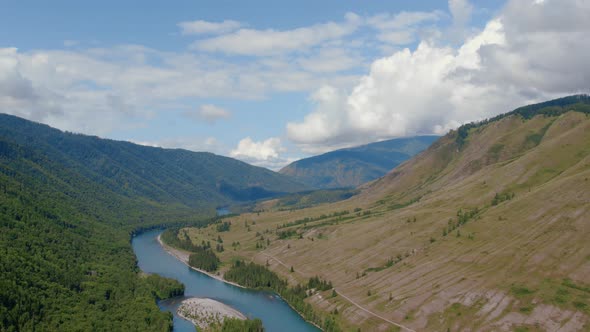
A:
[132,229,320,332]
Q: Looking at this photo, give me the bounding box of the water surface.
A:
[132,230,319,332]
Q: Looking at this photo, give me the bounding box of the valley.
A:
[2,1,589,331]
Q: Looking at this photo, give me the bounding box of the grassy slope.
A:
[181,110,590,331]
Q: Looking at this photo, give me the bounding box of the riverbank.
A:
[156,234,245,289]
[134,229,320,332]
[177,297,246,330]
[157,233,324,331]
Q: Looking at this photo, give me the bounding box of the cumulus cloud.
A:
[191,13,361,56]
[0,7,465,140]
[178,20,242,35]
[230,137,290,169]
[287,0,590,153]
[184,104,231,124]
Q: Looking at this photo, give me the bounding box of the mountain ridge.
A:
[279,136,439,189]
[178,95,590,331]
[0,113,309,210]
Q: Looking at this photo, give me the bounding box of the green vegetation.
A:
[277,229,298,239]
[510,285,535,297]
[160,229,221,271]
[491,192,515,206]
[307,276,333,291]
[443,208,480,237]
[189,250,220,272]
[161,228,210,252]
[365,255,403,273]
[143,274,185,300]
[0,113,305,331]
[216,221,231,232]
[207,317,264,332]
[224,261,340,331]
[274,189,359,210]
[487,143,505,161]
[386,196,422,211]
[523,122,552,148]
[506,278,590,317]
[0,144,182,330]
[0,114,308,211]
[277,209,353,230]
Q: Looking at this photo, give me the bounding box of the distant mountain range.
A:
[279,136,439,189]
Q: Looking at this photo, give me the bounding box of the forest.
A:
[207,318,264,332]
[224,261,340,332]
[0,116,231,331]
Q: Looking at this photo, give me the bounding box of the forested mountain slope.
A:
[0,114,307,331]
[182,95,590,331]
[279,136,438,189]
[0,114,308,210]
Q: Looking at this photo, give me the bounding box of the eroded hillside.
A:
[180,100,590,331]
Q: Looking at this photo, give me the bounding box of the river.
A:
[132,229,320,332]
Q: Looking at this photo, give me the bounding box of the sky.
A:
[1,0,589,170]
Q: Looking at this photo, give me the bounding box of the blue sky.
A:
[1,0,588,169]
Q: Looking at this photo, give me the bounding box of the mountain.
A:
[279,136,439,189]
[179,95,590,331]
[0,114,307,331]
[0,114,308,211]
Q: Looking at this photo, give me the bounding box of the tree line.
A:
[224,260,340,332]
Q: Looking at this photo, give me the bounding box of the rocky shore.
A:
[177,297,246,330]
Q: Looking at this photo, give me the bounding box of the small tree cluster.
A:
[491,192,515,206]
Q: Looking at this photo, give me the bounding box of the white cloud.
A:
[184,104,231,123]
[230,137,290,169]
[367,11,443,31]
[0,8,464,139]
[297,47,361,73]
[178,20,242,35]
[0,44,364,136]
[367,10,444,47]
[449,0,473,28]
[287,0,590,152]
[191,13,361,56]
[448,0,474,42]
[377,30,415,45]
[230,136,283,160]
